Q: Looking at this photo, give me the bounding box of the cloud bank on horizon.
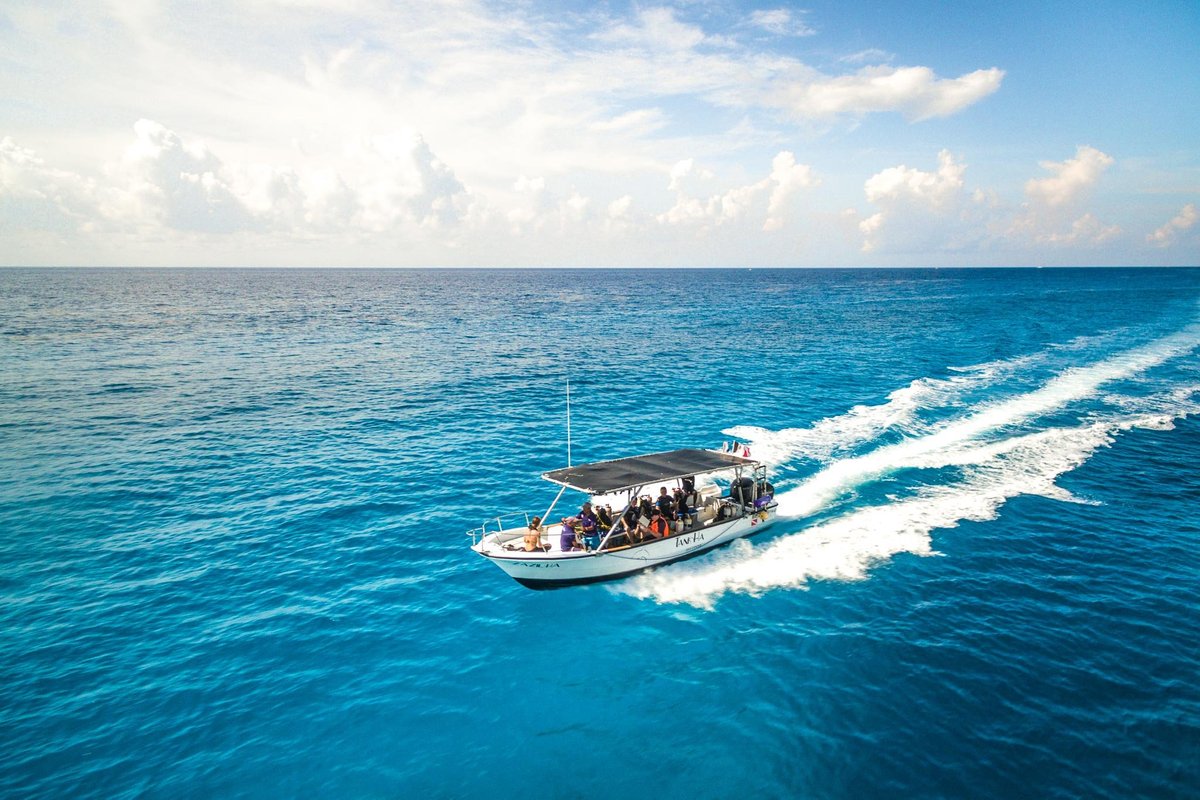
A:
[0,0,1197,266]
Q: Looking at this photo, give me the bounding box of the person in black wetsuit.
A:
[596,504,613,533]
[638,495,654,521]
[672,488,689,525]
[621,504,641,543]
[655,487,675,519]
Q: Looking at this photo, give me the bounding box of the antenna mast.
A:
[566,377,572,467]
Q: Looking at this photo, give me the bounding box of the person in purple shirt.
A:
[578,502,601,550]
[559,517,580,551]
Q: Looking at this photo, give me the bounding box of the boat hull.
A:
[475,508,776,588]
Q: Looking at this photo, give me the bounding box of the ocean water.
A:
[1,266,1198,799]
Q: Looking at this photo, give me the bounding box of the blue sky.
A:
[1,0,1197,266]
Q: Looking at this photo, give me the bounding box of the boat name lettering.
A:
[515,561,561,569]
[675,532,706,548]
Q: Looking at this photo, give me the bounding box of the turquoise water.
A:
[1,267,1198,798]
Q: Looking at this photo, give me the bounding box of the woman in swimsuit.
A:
[523,516,546,551]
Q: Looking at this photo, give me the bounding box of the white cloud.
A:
[408,136,471,229]
[118,119,254,233]
[1024,145,1114,208]
[765,151,819,231]
[1,3,1005,210]
[667,158,715,193]
[748,9,815,37]
[12,2,1189,266]
[563,191,590,223]
[0,136,100,233]
[514,175,546,194]
[1012,145,1118,246]
[776,66,1005,121]
[856,146,1127,256]
[2,119,479,243]
[598,7,709,52]
[840,49,893,65]
[858,150,981,253]
[659,151,818,231]
[608,194,633,219]
[1147,203,1198,247]
[864,149,966,207]
[1036,212,1119,246]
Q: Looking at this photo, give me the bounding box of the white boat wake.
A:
[722,331,1121,469]
[616,325,1200,609]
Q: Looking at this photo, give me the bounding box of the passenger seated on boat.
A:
[656,487,675,518]
[523,516,549,552]
[646,510,671,539]
[559,517,583,551]
[620,505,642,543]
[578,504,601,551]
[621,504,638,531]
[638,496,655,520]
[672,488,689,519]
[596,504,614,533]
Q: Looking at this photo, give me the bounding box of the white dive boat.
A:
[468,447,778,588]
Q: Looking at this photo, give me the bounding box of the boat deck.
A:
[487,502,733,557]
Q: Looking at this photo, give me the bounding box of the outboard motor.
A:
[730,476,755,505]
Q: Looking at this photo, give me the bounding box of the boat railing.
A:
[466,511,536,545]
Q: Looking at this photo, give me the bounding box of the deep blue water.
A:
[1,267,1199,799]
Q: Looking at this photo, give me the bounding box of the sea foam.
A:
[618,325,1200,608]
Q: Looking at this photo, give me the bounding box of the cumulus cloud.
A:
[17,2,1191,266]
[1024,145,1113,208]
[0,137,100,233]
[856,146,1126,255]
[501,175,606,236]
[777,66,1005,121]
[1012,146,1118,246]
[659,151,818,231]
[118,119,254,233]
[1147,203,1197,247]
[408,135,470,229]
[563,191,590,223]
[1036,212,1120,245]
[857,150,982,253]
[667,158,713,194]
[3,120,477,244]
[608,194,633,219]
[1,1,1018,266]
[765,151,819,231]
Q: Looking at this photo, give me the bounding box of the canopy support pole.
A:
[541,485,568,530]
[596,485,642,552]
